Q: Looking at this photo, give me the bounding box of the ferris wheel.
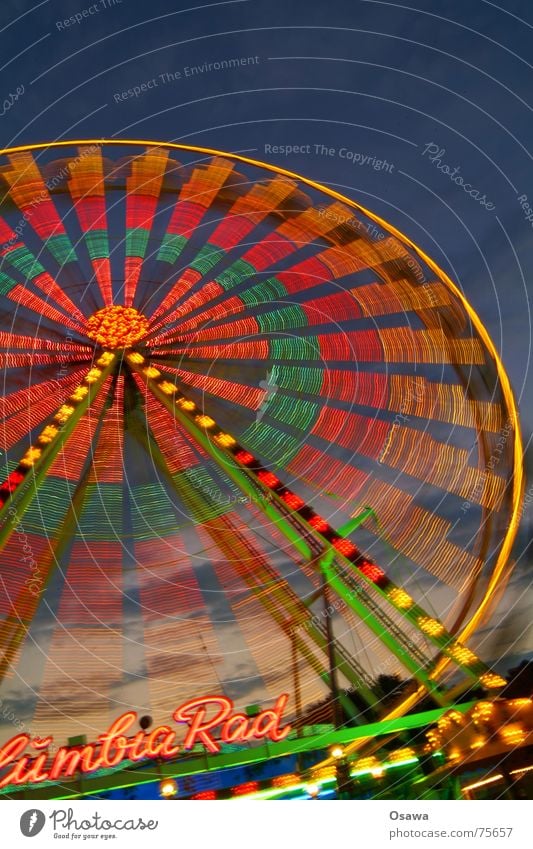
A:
[0,141,522,745]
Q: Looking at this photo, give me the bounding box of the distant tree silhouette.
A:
[502,659,533,698]
[294,659,533,731]
[375,673,409,705]
[295,689,372,728]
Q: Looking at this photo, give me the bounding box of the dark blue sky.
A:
[1,0,532,432]
[1,0,531,666]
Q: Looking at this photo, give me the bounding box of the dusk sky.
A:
[0,0,531,745]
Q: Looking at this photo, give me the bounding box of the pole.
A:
[321,566,342,729]
[290,630,303,737]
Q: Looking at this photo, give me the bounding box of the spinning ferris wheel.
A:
[0,140,523,746]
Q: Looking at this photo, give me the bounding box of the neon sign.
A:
[0,694,291,789]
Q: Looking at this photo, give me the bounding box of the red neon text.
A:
[0,694,292,789]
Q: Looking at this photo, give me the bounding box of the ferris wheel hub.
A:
[85,305,149,349]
